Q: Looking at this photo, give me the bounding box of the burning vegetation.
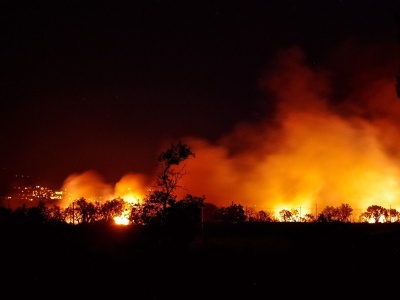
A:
[3,44,400,224]
[1,140,400,225]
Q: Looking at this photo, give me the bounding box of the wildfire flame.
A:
[114,213,130,225]
[58,42,400,222]
[59,171,148,224]
[176,44,400,220]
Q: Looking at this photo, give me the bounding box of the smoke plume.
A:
[61,42,400,220]
[177,43,400,219]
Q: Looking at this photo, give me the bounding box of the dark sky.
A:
[1,0,400,193]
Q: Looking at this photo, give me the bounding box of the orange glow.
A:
[59,170,114,207]
[114,215,130,225]
[113,173,148,205]
[58,44,400,222]
[58,172,150,225]
[175,46,400,220]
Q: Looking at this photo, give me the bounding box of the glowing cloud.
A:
[59,170,150,208]
[59,43,400,221]
[59,170,114,207]
[113,173,149,205]
[175,45,400,220]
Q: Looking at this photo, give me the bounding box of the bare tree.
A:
[155,141,195,210]
[141,141,195,225]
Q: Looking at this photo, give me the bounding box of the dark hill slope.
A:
[0,222,398,298]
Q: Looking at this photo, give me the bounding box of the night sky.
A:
[1,1,400,203]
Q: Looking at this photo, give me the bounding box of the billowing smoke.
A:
[60,170,114,207]
[60,170,150,208]
[60,42,400,220]
[176,44,400,219]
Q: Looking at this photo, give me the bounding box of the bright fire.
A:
[59,172,148,224]
[114,214,130,225]
[58,42,400,222]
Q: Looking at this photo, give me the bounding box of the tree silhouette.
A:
[202,202,220,223]
[337,203,353,222]
[290,208,300,222]
[279,209,293,222]
[302,213,315,222]
[99,197,126,223]
[218,203,246,224]
[12,204,28,223]
[255,210,275,222]
[141,141,195,225]
[155,141,195,210]
[0,205,12,224]
[26,200,50,224]
[163,194,205,243]
[359,205,387,223]
[47,204,65,224]
[64,198,99,224]
[387,208,400,223]
[318,205,338,222]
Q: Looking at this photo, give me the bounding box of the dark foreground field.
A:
[1,222,399,298]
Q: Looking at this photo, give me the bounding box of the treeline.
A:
[1,141,398,227]
[0,196,399,226]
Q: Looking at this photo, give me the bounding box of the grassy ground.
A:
[1,222,399,298]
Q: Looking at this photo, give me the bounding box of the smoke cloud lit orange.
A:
[60,170,150,208]
[177,45,400,220]
[60,43,400,220]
